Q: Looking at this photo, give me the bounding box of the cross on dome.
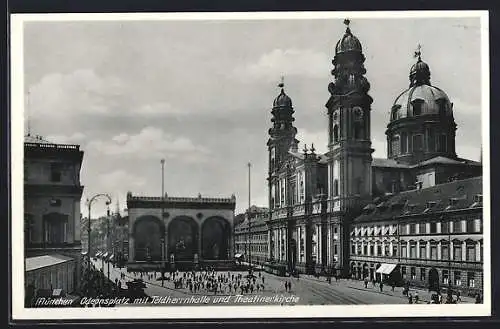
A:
[414,44,422,61]
[278,75,285,89]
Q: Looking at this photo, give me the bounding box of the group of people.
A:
[128,268,269,295]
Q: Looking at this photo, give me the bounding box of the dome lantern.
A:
[335,18,363,54]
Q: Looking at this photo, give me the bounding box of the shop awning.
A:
[376,263,398,274]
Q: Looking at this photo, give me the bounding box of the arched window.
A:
[354,122,363,140]
[333,179,339,197]
[412,99,424,116]
[391,135,401,156]
[333,125,339,143]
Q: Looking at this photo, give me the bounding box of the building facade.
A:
[24,134,85,295]
[234,206,269,266]
[127,193,236,271]
[236,20,484,296]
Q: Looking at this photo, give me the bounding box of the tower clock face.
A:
[353,106,364,121]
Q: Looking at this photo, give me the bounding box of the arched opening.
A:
[168,216,198,261]
[201,217,230,260]
[428,267,440,292]
[290,238,297,271]
[42,212,69,245]
[133,216,165,261]
[362,263,369,279]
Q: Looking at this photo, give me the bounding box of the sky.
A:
[21,15,484,216]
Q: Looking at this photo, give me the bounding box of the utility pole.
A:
[248,162,252,272]
[161,159,165,286]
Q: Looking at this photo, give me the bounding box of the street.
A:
[91,260,416,305]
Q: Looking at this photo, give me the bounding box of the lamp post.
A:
[161,159,166,284]
[87,193,112,294]
[106,204,111,285]
[248,162,252,272]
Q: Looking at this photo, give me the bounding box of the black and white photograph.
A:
[10,10,490,320]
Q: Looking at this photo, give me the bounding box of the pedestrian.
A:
[391,282,395,292]
[414,291,419,304]
[364,277,368,288]
[408,293,413,304]
[456,290,461,303]
[379,281,384,292]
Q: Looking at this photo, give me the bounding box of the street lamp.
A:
[247,162,252,272]
[86,193,112,293]
[161,159,166,284]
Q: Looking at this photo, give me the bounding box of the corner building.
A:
[262,21,483,296]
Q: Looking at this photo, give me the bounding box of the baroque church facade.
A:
[262,19,483,294]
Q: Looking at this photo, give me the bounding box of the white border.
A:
[10,10,491,320]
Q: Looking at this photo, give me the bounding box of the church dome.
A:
[273,84,293,108]
[390,49,453,122]
[391,84,453,121]
[335,20,362,54]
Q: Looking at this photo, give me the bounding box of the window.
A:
[411,267,416,280]
[401,266,407,279]
[420,268,426,281]
[451,221,461,233]
[467,220,475,233]
[369,245,374,255]
[401,132,408,154]
[428,129,435,152]
[413,134,424,151]
[474,219,482,233]
[410,224,417,234]
[443,270,449,285]
[454,245,462,261]
[351,245,356,254]
[442,244,449,260]
[420,245,426,259]
[401,246,407,258]
[333,180,339,197]
[333,125,339,143]
[468,272,475,288]
[363,245,368,255]
[354,122,363,140]
[392,245,398,257]
[419,223,426,234]
[384,244,390,256]
[441,221,449,234]
[430,245,438,260]
[430,222,437,233]
[410,244,417,258]
[438,134,447,152]
[50,163,62,182]
[454,271,462,286]
[334,244,338,255]
[377,245,382,256]
[412,99,423,116]
[466,244,476,261]
[392,136,401,156]
[334,227,338,234]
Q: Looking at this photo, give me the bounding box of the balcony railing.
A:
[292,204,305,216]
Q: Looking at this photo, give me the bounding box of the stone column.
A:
[476,241,481,261]
[450,241,454,260]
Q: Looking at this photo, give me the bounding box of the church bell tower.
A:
[325,19,374,275]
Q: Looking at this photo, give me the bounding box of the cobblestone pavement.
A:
[91,260,473,306]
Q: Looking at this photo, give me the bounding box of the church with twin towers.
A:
[238,19,483,290]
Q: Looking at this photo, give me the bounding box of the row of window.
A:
[354,219,482,237]
[401,267,478,288]
[352,241,483,262]
[390,132,447,156]
[25,162,65,182]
